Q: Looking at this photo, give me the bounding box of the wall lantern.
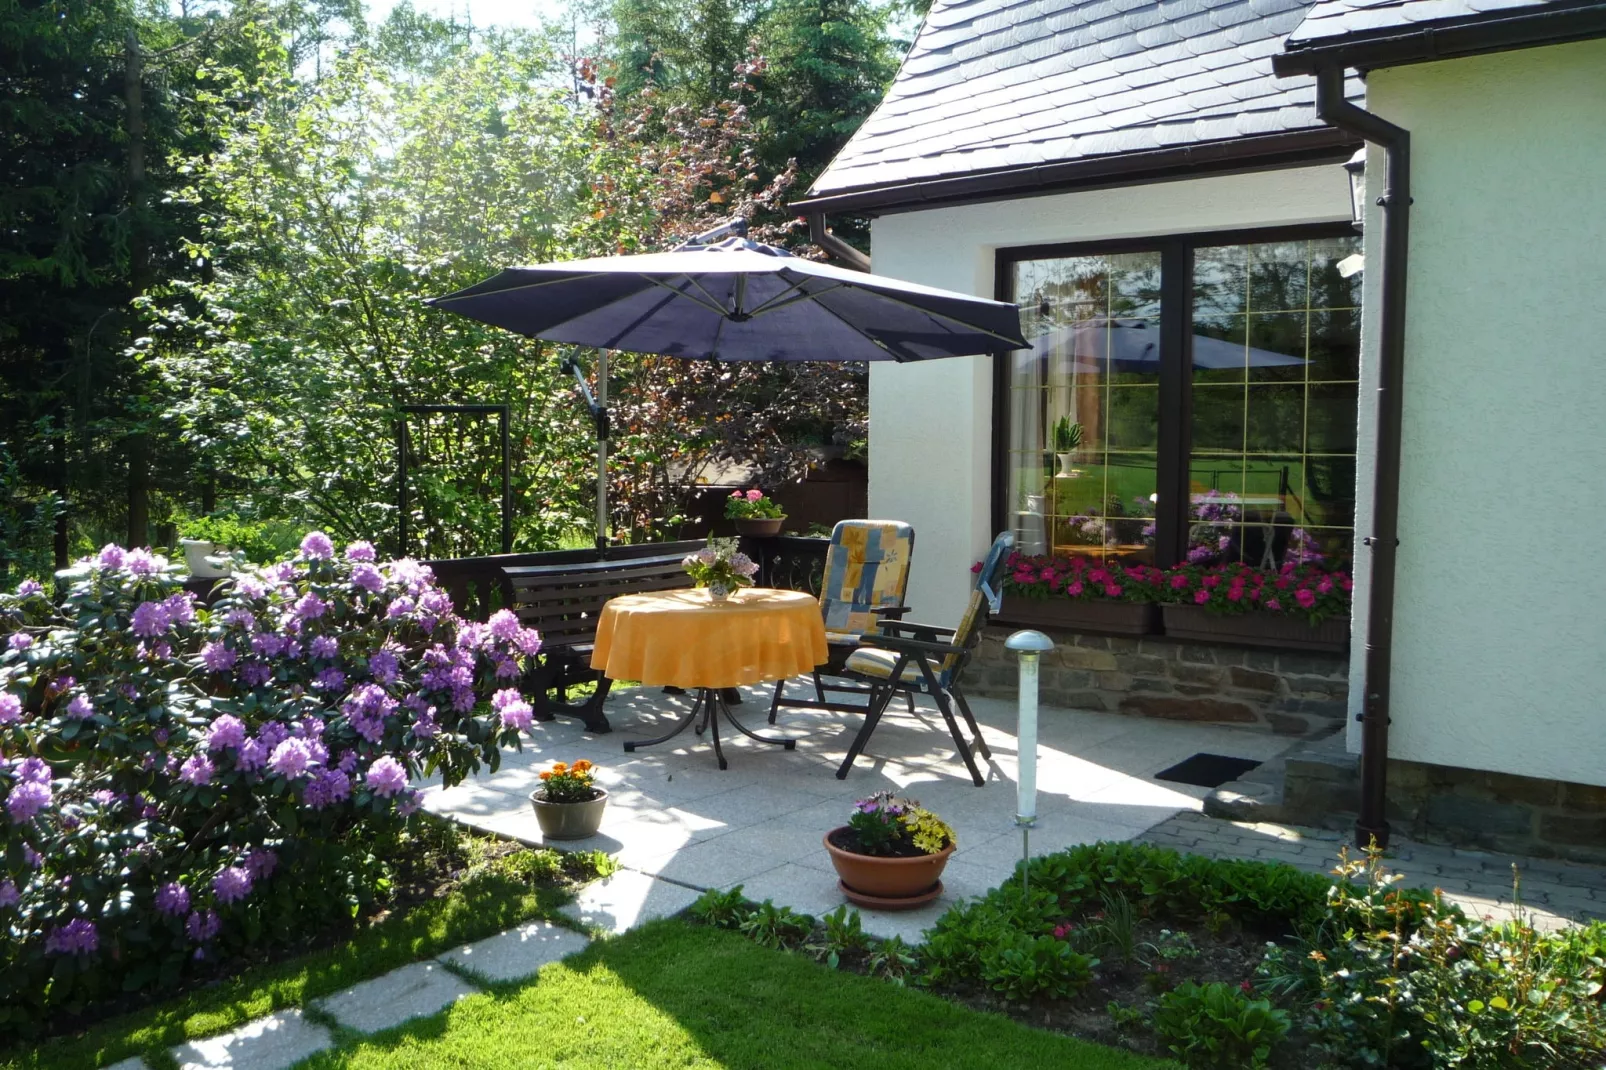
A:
[1344,148,1367,230]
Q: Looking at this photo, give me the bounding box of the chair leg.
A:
[932,686,985,787]
[836,682,897,780]
[813,671,826,704]
[768,678,787,725]
[905,689,916,714]
[951,686,989,759]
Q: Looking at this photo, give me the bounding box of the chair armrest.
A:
[870,605,911,619]
[874,619,956,640]
[858,632,960,658]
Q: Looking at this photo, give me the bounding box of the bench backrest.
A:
[503,552,695,650]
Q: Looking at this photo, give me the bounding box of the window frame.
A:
[991,221,1360,569]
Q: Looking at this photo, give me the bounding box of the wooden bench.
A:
[502,543,702,733]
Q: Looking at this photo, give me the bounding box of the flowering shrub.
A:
[534,759,598,803]
[681,537,758,591]
[723,488,783,520]
[987,551,1164,604]
[844,792,954,857]
[0,535,542,1038]
[1159,561,1352,625]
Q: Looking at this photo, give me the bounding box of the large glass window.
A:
[1001,228,1361,570]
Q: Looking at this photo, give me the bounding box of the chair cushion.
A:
[820,521,914,635]
[844,647,926,683]
[824,630,860,645]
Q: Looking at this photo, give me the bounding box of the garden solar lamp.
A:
[1005,628,1054,895]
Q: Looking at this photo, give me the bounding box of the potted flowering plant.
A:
[985,550,1162,636]
[681,537,758,602]
[724,488,785,536]
[528,759,607,839]
[1158,558,1352,652]
[823,792,956,910]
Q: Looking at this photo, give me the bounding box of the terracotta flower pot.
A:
[733,516,785,537]
[823,827,954,910]
[529,788,608,840]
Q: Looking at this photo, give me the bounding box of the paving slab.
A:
[314,961,477,1034]
[559,869,705,934]
[436,919,592,983]
[171,1009,332,1070]
[105,1059,148,1070]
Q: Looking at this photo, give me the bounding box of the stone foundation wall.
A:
[968,625,1349,737]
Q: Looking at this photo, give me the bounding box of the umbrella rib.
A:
[430,270,617,303]
[814,286,1026,349]
[671,275,732,316]
[598,286,692,350]
[745,280,847,320]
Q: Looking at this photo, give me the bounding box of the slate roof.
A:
[806,0,1355,205]
[1286,0,1599,49]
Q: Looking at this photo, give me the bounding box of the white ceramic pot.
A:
[180,538,232,578]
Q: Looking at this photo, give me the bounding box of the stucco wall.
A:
[867,165,1353,627]
[1356,41,1606,786]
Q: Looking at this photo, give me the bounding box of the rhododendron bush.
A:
[0,534,541,1035]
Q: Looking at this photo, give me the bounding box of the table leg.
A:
[623,689,705,753]
[717,690,797,752]
[706,689,726,770]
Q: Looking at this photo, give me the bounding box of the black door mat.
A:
[1155,753,1263,788]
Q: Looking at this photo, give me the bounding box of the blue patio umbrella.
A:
[429,224,1027,546]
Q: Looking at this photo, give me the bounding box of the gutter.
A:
[807,214,870,272]
[1276,2,1606,74]
[1311,65,1409,852]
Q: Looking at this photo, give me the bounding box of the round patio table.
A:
[591,587,828,769]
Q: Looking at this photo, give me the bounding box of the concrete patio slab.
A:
[436,920,592,983]
[170,1009,331,1070]
[105,1058,148,1070]
[427,684,1307,940]
[559,869,705,934]
[314,961,476,1034]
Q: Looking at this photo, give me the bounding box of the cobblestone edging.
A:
[969,625,1349,737]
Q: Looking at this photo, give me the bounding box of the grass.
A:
[299,920,1176,1069]
[6,875,571,1070]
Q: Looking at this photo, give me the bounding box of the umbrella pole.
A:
[596,349,609,550]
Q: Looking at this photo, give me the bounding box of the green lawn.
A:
[299,920,1175,1070]
[7,877,570,1070]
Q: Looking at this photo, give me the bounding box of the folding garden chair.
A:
[833,530,1014,786]
[767,519,915,723]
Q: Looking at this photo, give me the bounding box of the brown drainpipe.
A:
[807,213,871,272]
[1313,66,1411,851]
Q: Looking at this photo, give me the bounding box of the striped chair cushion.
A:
[843,647,926,683]
[819,520,913,638]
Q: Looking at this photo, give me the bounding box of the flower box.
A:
[1160,604,1349,653]
[994,597,1158,637]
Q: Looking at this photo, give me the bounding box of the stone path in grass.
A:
[109,872,699,1070]
[1139,810,1606,930]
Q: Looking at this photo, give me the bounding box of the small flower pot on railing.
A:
[732,516,785,537]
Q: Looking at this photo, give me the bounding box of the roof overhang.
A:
[1275,0,1606,74]
[790,128,1361,217]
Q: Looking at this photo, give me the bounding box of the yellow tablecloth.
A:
[590,587,827,689]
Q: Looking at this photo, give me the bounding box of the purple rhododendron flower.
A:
[18,757,51,783]
[269,738,313,779]
[336,749,357,773]
[258,721,290,751]
[514,628,542,657]
[487,609,521,641]
[302,768,350,809]
[369,648,399,684]
[293,592,328,620]
[16,579,42,597]
[366,756,408,797]
[245,848,278,880]
[251,632,287,658]
[163,592,197,626]
[386,596,413,619]
[206,714,247,752]
[178,755,214,786]
[185,909,220,943]
[201,641,237,672]
[8,633,32,651]
[299,531,334,559]
[7,780,51,823]
[212,866,253,904]
[65,694,93,720]
[237,738,268,771]
[0,879,18,908]
[312,667,345,692]
[240,662,271,687]
[0,692,21,724]
[45,918,98,956]
[309,635,339,659]
[419,589,452,617]
[155,882,190,916]
[124,549,163,577]
[97,544,126,569]
[234,575,267,599]
[351,563,385,593]
[130,600,171,638]
[345,540,376,562]
[223,607,255,629]
[398,790,422,817]
[498,698,533,732]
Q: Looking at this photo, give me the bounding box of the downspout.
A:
[807,213,871,272]
[1314,66,1410,851]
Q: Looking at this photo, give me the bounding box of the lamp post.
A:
[1005,629,1054,894]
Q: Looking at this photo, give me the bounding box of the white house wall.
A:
[1357,41,1606,787]
[867,165,1353,628]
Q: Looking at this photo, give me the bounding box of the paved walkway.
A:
[107,871,702,1070]
[423,683,1301,941]
[1139,811,1606,930]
